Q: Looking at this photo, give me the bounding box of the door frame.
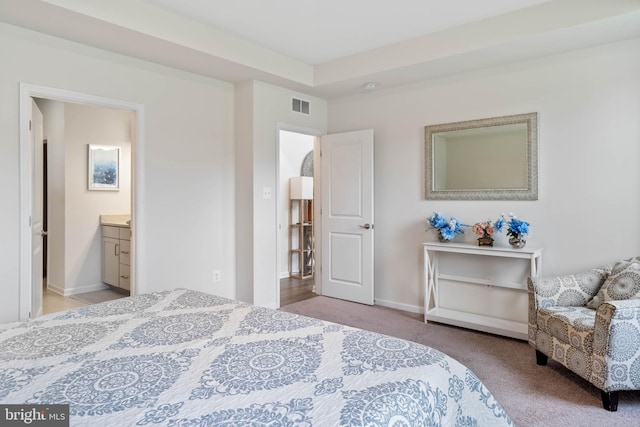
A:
[19,83,145,319]
[275,123,323,307]
[30,100,44,318]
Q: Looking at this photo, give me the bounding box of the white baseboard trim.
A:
[46,282,65,296]
[374,298,424,315]
[48,282,109,296]
[280,272,290,279]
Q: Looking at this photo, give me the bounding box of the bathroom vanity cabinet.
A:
[101,215,131,291]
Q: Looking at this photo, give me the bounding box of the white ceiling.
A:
[1,0,640,98]
[141,0,549,64]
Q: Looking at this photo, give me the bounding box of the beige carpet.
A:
[70,289,127,305]
[280,296,640,427]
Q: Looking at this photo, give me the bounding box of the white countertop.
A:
[100,214,131,227]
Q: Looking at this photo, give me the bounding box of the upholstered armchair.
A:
[528,258,640,411]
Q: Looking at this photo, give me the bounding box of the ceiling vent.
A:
[292,98,310,115]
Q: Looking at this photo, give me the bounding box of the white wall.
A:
[279,131,314,277]
[234,82,254,303]
[5,20,636,324]
[235,81,326,308]
[0,22,236,322]
[327,38,640,313]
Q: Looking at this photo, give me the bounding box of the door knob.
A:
[359,223,372,230]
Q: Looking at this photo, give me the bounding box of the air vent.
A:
[292,98,310,115]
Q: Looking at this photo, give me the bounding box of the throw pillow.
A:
[587,258,640,309]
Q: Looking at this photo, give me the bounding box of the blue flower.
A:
[427,212,448,229]
[509,218,529,236]
[495,213,530,239]
[427,212,466,241]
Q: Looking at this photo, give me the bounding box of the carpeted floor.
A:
[280,296,640,427]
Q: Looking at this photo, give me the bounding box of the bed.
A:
[0,288,512,426]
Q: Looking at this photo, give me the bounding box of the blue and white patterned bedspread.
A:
[0,289,512,426]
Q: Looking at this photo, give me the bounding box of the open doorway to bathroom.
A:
[278,129,317,307]
[20,83,144,320]
[34,99,132,315]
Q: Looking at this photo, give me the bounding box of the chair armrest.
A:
[527,265,611,309]
[592,300,640,391]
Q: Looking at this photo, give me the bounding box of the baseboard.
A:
[46,282,65,296]
[374,298,424,315]
[47,282,109,296]
[280,271,290,279]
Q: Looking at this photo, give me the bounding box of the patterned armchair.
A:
[528,259,640,411]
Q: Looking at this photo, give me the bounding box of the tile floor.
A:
[42,288,87,315]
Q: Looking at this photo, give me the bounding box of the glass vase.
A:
[509,237,526,249]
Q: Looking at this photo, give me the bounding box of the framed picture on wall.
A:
[88,144,120,191]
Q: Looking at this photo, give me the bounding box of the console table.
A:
[423,242,542,340]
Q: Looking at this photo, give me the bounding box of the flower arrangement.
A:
[427,212,465,241]
[471,220,495,237]
[495,213,530,247]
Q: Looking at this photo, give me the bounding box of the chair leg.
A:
[601,390,619,412]
[535,350,548,366]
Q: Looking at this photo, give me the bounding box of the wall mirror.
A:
[425,112,538,200]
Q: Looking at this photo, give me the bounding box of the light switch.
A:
[263,187,272,199]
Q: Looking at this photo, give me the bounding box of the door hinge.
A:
[29,120,32,131]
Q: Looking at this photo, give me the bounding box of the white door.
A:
[321,129,374,305]
[30,99,44,317]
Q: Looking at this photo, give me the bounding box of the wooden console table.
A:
[423,242,542,340]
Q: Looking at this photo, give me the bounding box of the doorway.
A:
[19,83,145,320]
[277,129,317,307]
[36,99,133,314]
[275,128,375,308]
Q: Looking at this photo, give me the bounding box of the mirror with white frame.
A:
[425,112,538,200]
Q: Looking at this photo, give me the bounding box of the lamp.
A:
[290,176,313,199]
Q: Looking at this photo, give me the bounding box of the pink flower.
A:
[472,221,494,236]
